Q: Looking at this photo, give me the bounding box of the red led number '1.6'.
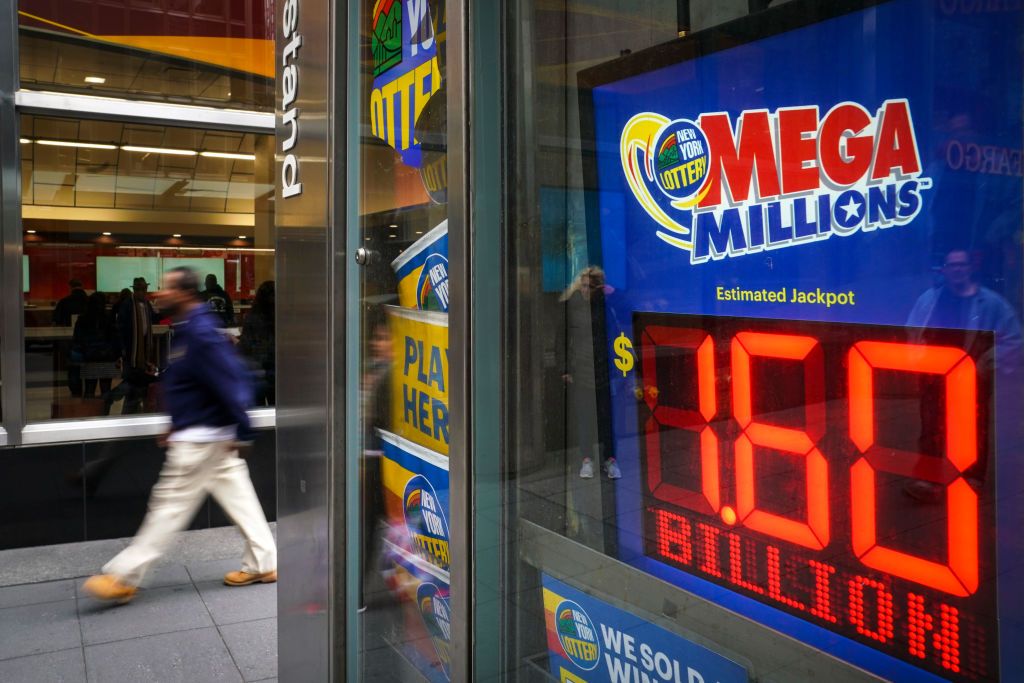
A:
[634,313,995,682]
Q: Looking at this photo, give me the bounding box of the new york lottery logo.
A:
[403,475,451,572]
[555,600,601,671]
[621,99,932,264]
[417,253,450,311]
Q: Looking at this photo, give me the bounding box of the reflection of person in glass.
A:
[53,278,88,327]
[907,248,1022,370]
[905,248,1022,500]
[560,266,620,480]
[55,278,90,397]
[111,276,159,414]
[238,281,275,405]
[202,273,235,326]
[72,292,119,398]
[361,309,392,611]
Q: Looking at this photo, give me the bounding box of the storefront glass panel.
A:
[18,1,274,110]
[354,0,452,679]
[499,1,1024,682]
[21,114,276,421]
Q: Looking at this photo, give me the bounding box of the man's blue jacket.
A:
[163,305,253,441]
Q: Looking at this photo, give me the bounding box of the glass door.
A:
[353,0,452,679]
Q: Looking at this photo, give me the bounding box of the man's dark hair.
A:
[206,273,218,285]
[69,279,83,289]
[168,267,201,296]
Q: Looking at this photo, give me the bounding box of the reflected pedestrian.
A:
[83,267,276,603]
[203,274,235,326]
[239,280,275,405]
[113,277,159,414]
[72,292,119,398]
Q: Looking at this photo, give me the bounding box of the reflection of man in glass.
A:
[907,249,1021,370]
[561,266,621,480]
[905,249,1022,500]
[112,276,159,414]
[361,309,392,612]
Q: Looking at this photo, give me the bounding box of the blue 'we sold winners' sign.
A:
[542,575,746,683]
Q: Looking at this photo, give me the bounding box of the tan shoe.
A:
[82,574,137,603]
[224,569,277,586]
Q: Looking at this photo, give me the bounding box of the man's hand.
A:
[156,432,169,448]
[233,441,254,458]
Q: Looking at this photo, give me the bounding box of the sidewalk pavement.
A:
[0,526,277,683]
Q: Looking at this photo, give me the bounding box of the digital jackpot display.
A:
[579,0,1024,681]
[636,314,996,680]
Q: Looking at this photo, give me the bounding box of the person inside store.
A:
[905,247,1022,501]
[53,278,88,326]
[71,291,120,399]
[202,273,235,327]
[55,278,91,397]
[109,276,159,414]
[83,266,276,603]
[238,280,275,405]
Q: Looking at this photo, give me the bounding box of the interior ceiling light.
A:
[84,76,106,84]
[121,145,197,156]
[26,229,36,234]
[389,224,398,228]
[200,151,256,161]
[38,140,117,150]
[172,234,182,238]
[101,232,112,236]
[19,138,30,144]
[237,235,247,239]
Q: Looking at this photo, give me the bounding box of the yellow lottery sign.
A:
[388,306,449,455]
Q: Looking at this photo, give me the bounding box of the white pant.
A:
[105,440,277,586]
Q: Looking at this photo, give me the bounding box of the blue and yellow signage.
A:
[392,220,449,312]
[370,0,443,168]
[542,575,746,683]
[388,306,449,454]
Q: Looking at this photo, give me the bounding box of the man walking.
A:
[84,267,276,602]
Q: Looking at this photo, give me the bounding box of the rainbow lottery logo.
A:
[416,253,450,311]
[621,100,931,265]
[555,600,601,670]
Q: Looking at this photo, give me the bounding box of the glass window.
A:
[499,1,1023,683]
[355,0,451,678]
[18,1,273,110]
[21,113,276,421]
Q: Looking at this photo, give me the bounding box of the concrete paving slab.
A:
[84,627,243,683]
[0,579,76,609]
[0,600,81,660]
[0,648,86,682]
[220,617,277,682]
[78,584,213,645]
[185,557,244,584]
[196,580,277,626]
[0,539,127,587]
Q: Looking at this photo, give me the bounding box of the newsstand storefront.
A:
[274,0,1024,681]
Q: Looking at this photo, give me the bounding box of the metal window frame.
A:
[447,0,472,678]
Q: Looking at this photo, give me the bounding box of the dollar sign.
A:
[614,332,635,377]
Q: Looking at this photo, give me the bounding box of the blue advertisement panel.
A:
[541,574,747,683]
[580,1,1023,681]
